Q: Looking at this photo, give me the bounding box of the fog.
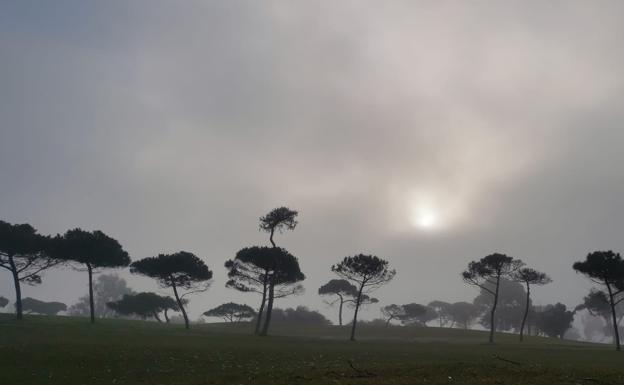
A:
[1,1,624,323]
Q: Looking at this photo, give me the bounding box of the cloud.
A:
[1,0,623,321]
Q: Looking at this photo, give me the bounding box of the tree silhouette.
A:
[573,250,624,351]
[513,267,552,341]
[0,220,60,320]
[448,302,479,329]
[380,304,403,326]
[204,303,256,322]
[225,246,304,335]
[0,296,8,308]
[428,300,452,327]
[318,279,377,326]
[54,229,130,323]
[576,289,624,343]
[269,306,331,326]
[107,292,177,322]
[259,248,305,336]
[332,254,395,341]
[462,253,523,343]
[21,297,67,315]
[130,251,213,329]
[68,274,133,319]
[473,278,526,332]
[259,207,298,247]
[399,303,429,326]
[380,303,430,326]
[535,303,575,339]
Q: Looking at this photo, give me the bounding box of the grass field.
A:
[1,314,622,385]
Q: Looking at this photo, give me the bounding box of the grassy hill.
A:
[0,314,621,385]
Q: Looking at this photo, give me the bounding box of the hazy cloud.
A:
[1,1,623,321]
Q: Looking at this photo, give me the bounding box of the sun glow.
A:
[411,207,439,230]
[395,187,463,233]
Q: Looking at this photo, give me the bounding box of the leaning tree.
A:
[462,253,523,343]
[203,302,256,322]
[225,246,304,335]
[380,304,404,326]
[130,251,213,329]
[332,254,395,341]
[319,279,378,326]
[0,220,60,320]
[513,267,552,341]
[573,250,624,351]
[54,229,130,323]
[259,207,298,247]
[576,289,624,343]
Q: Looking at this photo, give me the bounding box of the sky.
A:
[1,1,624,323]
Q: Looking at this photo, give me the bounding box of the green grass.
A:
[0,314,621,385]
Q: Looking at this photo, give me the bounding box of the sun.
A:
[410,207,439,230]
[416,212,436,228]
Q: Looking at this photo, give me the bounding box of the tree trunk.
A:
[606,283,621,351]
[153,311,163,323]
[87,264,95,324]
[171,279,189,329]
[8,255,23,320]
[255,275,268,335]
[338,295,344,326]
[164,309,170,323]
[520,282,530,342]
[350,282,365,341]
[260,281,275,336]
[269,228,276,247]
[489,274,501,343]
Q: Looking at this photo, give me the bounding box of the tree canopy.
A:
[131,251,213,329]
[448,301,480,329]
[54,229,130,269]
[107,292,178,322]
[318,279,377,326]
[513,267,552,341]
[380,304,404,325]
[269,306,331,326]
[0,220,60,319]
[68,274,133,319]
[399,303,430,326]
[462,253,524,343]
[54,228,131,323]
[428,300,452,327]
[332,254,395,340]
[21,297,67,315]
[225,246,305,335]
[259,207,298,247]
[535,303,575,339]
[573,250,624,350]
[473,278,526,332]
[0,296,8,308]
[203,302,256,322]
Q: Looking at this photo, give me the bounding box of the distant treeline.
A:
[1,208,623,349]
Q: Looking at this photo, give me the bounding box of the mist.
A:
[2,0,624,325]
